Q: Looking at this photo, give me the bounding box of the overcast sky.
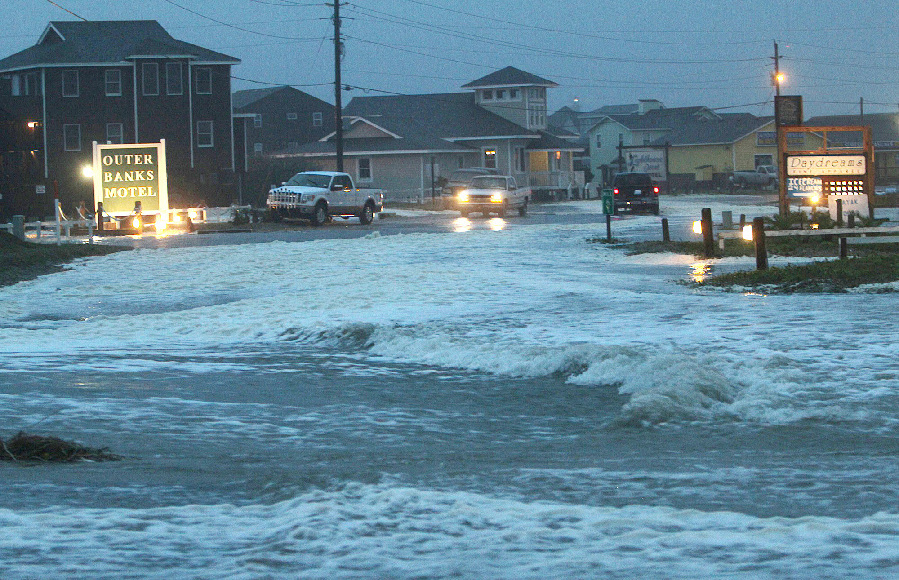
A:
[2,0,897,118]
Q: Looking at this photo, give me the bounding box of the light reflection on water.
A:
[690,262,712,283]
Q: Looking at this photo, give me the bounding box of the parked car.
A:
[611,172,660,214]
[457,175,530,217]
[267,171,384,225]
[730,165,777,188]
[442,168,499,198]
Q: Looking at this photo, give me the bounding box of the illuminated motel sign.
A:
[92,140,169,216]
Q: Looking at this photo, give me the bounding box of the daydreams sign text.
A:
[93,141,169,215]
[786,155,866,176]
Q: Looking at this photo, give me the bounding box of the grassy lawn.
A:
[609,231,899,293]
[0,232,128,288]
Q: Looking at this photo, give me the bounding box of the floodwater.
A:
[1,199,898,578]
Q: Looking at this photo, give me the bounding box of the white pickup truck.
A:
[267,171,384,225]
[456,175,529,217]
[730,165,778,188]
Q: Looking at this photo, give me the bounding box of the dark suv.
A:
[612,172,660,214]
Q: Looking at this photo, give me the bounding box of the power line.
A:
[160,0,327,42]
[387,0,765,48]
[346,3,767,65]
[43,0,87,21]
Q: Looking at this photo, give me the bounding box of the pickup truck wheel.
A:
[359,201,375,225]
[311,202,328,226]
[459,209,469,218]
[518,200,528,217]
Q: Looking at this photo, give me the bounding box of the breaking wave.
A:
[1,484,897,579]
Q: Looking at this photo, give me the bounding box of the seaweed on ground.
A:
[0,432,122,462]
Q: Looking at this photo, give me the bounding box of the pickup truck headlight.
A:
[490,192,503,203]
[300,194,316,203]
[458,191,470,203]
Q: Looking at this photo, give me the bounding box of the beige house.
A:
[586,104,814,191]
[275,67,584,202]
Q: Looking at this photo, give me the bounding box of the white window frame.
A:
[106,123,124,144]
[312,112,323,126]
[142,63,159,96]
[357,158,372,182]
[197,121,214,148]
[254,114,262,128]
[11,74,20,96]
[253,142,263,157]
[195,67,212,95]
[105,69,122,96]
[287,112,298,121]
[62,70,79,97]
[166,62,183,95]
[63,124,81,151]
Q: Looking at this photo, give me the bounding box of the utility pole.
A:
[773,41,787,216]
[332,0,344,171]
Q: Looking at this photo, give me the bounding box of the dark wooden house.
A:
[0,20,240,218]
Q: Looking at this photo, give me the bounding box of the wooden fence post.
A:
[702,208,714,258]
[753,217,768,270]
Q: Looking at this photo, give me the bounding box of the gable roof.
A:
[462,66,558,89]
[284,91,579,156]
[233,87,283,109]
[0,20,238,73]
[344,92,539,141]
[590,106,774,147]
[805,112,899,144]
[661,113,773,146]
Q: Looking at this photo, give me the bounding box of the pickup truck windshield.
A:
[470,177,507,189]
[285,173,332,188]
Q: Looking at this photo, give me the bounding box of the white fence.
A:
[2,199,94,244]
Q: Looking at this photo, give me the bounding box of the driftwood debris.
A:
[0,432,121,462]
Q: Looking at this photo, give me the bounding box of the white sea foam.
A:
[1,208,897,428]
[0,485,897,579]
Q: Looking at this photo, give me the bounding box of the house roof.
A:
[284,91,579,156]
[659,113,774,146]
[345,92,538,141]
[0,20,239,73]
[590,106,774,147]
[232,86,283,109]
[461,66,558,89]
[805,112,899,144]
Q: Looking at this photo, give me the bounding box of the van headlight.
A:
[458,191,470,203]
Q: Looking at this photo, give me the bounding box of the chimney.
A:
[638,99,663,115]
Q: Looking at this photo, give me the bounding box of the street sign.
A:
[787,177,822,198]
[601,189,615,215]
